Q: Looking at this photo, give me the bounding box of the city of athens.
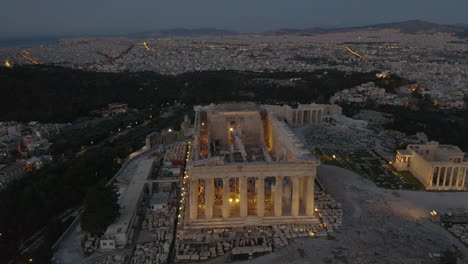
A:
[1,1,468,264]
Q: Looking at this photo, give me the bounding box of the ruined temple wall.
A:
[263,104,342,125]
[408,152,433,188]
[265,113,309,161]
[207,112,263,147]
[207,114,228,146]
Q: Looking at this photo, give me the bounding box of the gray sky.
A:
[2,0,468,36]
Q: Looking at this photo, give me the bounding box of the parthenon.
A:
[394,141,468,190]
[183,103,341,228]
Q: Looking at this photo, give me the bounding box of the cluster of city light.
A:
[177,142,192,228]
[376,72,390,79]
[429,210,438,216]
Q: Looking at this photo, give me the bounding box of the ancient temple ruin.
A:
[394,141,468,191]
[183,103,341,228]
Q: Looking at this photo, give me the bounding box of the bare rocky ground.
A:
[209,165,468,264]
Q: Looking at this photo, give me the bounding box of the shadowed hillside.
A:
[0,65,410,122]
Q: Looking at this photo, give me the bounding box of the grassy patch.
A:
[317,148,426,190]
[395,171,425,190]
[349,151,373,159]
[323,159,343,167]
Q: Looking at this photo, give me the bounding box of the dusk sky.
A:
[2,0,468,36]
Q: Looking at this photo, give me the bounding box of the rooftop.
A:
[404,141,467,163]
[105,158,155,237]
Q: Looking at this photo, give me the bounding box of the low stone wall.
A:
[448,224,468,246]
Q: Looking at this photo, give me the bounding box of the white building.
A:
[394,141,468,190]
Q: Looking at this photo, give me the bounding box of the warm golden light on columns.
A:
[291,177,300,217]
[239,177,248,217]
[189,179,199,220]
[222,177,230,218]
[274,176,283,217]
[205,178,214,219]
[256,177,265,217]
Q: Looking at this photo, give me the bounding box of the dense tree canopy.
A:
[0,65,411,122]
[0,107,185,263]
[81,184,120,235]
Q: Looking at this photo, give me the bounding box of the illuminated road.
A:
[338,45,372,64]
[20,54,39,64]
[142,41,152,52]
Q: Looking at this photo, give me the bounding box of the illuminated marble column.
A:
[256,177,265,217]
[305,175,315,216]
[458,168,465,187]
[431,167,438,187]
[452,168,458,187]
[462,173,466,189]
[299,176,305,201]
[205,178,214,219]
[428,168,434,187]
[239,177,248,217]
[291,177,300,217]
[436,167,441,187]
[448,167,454,187]
[189,179,199,220]
[443,167,449,187]
[274,176,283,216]
[222,178,230,218]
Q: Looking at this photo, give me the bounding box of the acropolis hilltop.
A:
[184,103,340,228]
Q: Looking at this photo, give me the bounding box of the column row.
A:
[430,166,466,188]
[292,110,323,125]
[189,175,316,220]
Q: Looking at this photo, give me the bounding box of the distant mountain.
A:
[264,27,329,35]
[453,23,468,28]
[265,20,467,36]
[358,20,466,34]
[128,28,239,38]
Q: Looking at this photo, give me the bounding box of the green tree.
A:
[80,184,120,235]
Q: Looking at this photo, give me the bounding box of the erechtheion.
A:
[394,141,468,190]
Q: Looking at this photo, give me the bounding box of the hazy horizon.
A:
[2,0,468,37]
